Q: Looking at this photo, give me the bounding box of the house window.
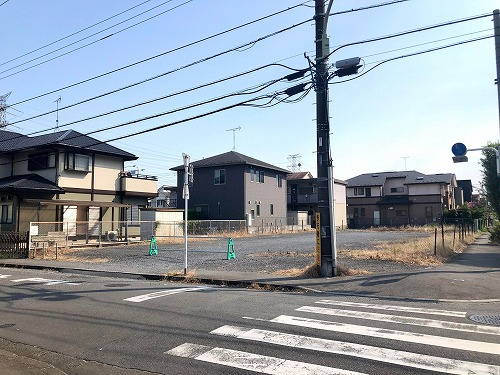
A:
[425,206,433,218]
[28,153,55,171]
[257,171,265,183]
[354,188,364,196]
[214,169,226,185]
[256,204,260,217]
[353,208,359,217]
[365,187,371,197]
[250,168,255,182]
[360,207,365,217]
[276,174,283,188]
[218,202,221,216]
[270,204,274,216]
[1,204,12,224]
[391,187,404,193]
[65,153,90,172]
[251,209,255,219]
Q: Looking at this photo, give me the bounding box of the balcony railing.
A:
[119,171,158,196]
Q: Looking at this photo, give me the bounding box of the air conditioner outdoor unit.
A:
[106,231,117,241]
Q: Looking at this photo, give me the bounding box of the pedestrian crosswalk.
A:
[166,298,500,374]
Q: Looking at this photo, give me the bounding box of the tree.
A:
[480,141,500,219]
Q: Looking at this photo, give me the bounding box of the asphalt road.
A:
[0,267,498,374]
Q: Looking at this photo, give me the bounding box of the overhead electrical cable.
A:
[0,0,155,67]
[1,81,312,167]
[8,19,312,126]
[7,0,312,104]
[32,64,308,136]
[7,0,407,104]
[323,12,493,61]
[329,34,495,84]
[0,0,9,7]
[0,0,194,78]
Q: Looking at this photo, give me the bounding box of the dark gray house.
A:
[346,171,457,228]
[171,151,289,222]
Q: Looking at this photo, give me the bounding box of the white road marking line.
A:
[11,277,80,285]
[298,305,500,335]
[316,299,467,317]
[0,274,11,278]
[124,287,211,302]
[211,325,500,375]
[166,342,367,375]
[271,315,500,355]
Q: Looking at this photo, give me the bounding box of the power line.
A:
[0,0,10,7]
[0,0,155,67]
[8,20,312,126]
[1,80,312,167]
[324,12,493,61]
[329,34,495,85]
[7,0,312,105]
[0,0,194,78]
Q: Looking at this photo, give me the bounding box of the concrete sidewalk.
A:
[1,234,499,302]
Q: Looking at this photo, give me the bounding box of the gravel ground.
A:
[53,229,434,276]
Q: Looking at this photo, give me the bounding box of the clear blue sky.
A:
[2,0,499,191]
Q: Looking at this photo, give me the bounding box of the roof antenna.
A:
[54,96,61,132]
[401,156,409,170]
[226,126,241,151]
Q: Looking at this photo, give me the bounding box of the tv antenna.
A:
[0,92,12,128]
[54,96,61,131]
[226,126,241,151]
[401,156,409,170]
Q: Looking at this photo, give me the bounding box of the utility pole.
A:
[54,96,61,131]
[315,0,334,277]
[493,9,500,136]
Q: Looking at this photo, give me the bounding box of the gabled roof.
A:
[170,151,290,173]
[0,174,64,193]
[347,171,456,187]
[0,129,137,160]
[287,171,314,180]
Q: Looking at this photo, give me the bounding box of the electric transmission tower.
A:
[287,153,302,172]
[0,92,12,128]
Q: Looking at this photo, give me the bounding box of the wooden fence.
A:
[0,231,29,259]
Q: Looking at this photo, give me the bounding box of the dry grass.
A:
[342,230,479,266]
[273,263,371,277]
[31,247,109,263]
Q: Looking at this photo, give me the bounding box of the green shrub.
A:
[488,222,500,244]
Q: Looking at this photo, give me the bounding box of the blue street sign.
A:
[451,143,467,156]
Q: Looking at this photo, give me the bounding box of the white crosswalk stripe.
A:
[315,299,468,317]
[166,299,500,374]
[166,343,368,375]
[297,305,500,335]
[211,325,500,375]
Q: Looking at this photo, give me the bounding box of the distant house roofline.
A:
[170,151,290,173]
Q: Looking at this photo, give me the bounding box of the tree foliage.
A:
[480,141,500,219]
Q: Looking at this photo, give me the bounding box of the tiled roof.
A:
[0,174,64,193]
[170,151,290,173]
[0,129,136,160]
[347,171,455,187]
[287,171,314,180]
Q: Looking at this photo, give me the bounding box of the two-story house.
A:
[346,171,457,228]
[171,151,289,223]
[0,129,157,233]
[287,171,348,228]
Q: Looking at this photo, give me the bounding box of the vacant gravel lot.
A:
[56,229,434,276]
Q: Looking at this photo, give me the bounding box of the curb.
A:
[2,262,499,303]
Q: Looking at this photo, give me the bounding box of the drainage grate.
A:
[469,315,500,326]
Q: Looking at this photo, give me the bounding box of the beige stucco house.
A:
[0,129,157,234]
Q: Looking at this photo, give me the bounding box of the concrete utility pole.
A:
[493,9,500,136]
[315,0,335,277]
